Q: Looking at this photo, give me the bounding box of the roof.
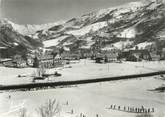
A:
[39,54,54,60]
[0,58,12,62]
[54,54,61,59]
[105,53,118,58]
[95,52,118,58]
[129,49,150,54]
[0,47,7,49]
[150,53,160,58]
[63,47,70,51]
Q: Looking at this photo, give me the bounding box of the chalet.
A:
[150,53,161,61]
[102,48,119,62]
[0,58,13,67]
[119,49,151,62]
[118,51,129,61]
[95,57,105,63]
[95,52,118,63]
[61,52,80,60]
[79,48,92,59]
[104,53,118,62]
[0,55,27,68]
[127,50,151,61]
[95,54,105,63]
[53,54,63,68]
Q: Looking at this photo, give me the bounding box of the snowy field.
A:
[0,60,165,117]
[0,59,165,85]
[0,77,164,117]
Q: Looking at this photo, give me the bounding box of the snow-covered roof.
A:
[63,47,70,51]
[0,47,7,49]
[133,42,153,49]
[54,54,61,59]
[113,41,133,50]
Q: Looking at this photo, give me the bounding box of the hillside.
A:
[0,0,165,55]
[0,19,43,58]
[8,20,65,35]
[33,0,165,51]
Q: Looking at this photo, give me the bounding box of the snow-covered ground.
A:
[66,22,107,36]
[1,59,165,85]
[113,40,133,50]
[0,60,165,117]
[43,35,68,47]
[117,27,136,38]
[0,77,164,117]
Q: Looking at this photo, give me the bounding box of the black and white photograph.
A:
[0,0,165,117]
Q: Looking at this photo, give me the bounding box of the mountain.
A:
[1,0,165,56]
[7,19,65,35]
[0,19,43,58]
[34,0,165,51]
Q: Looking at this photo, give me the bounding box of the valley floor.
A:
[0,77,164,117]
[0,59,165,85]
[0,60,165,117]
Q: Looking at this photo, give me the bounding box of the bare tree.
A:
[37,99,60,117]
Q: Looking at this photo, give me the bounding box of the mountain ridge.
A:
[36,0,165,51]
[0,19,43,58]
[0,19,65,35]
[0,0,165,55]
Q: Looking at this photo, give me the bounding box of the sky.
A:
[0,0,138,25]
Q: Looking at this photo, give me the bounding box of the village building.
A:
[95,51,118,63]
[61,52,80,60]
[0,58,13,67]
[104,52,118,62]
[150,53,161,61]
[119,49,151,62]
[79,48,94,59]
[12,55,27,68]
[53,54,63,68]
[0,55,27,68]
[129,50,151,61]
[33,53,63,68]
[95,54,105,63]
[101,46,119,62]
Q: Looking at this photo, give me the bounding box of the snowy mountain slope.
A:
[37,0,165,51]
[4,19,65,35]
[66,22,107,36]
[0,19,43,57]
[43,35,69,47]
[1,0,165,53]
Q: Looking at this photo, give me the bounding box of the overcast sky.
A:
[0,0,138,24]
